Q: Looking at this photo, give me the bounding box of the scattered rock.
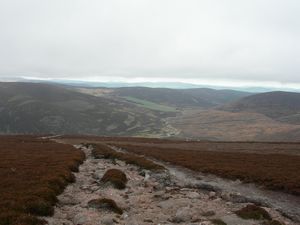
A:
[221,214,257,225]
[44,144,295,225]
[158,200,174,210]
[202,210,216,217]
[199,221,212,225]
[211,218,227,225]
[115,159,126,167]
[209,191,217,199]
[152,172,172,186]
[194,183,221,192]
[80,185,90,190]
[101,216,115,225]
[144,218,154,222]
[153,182,164,191]
[88,198,123,214]
[92,170,103,180]
[187,191,201,199]
[228,193,249,203]
[58,196,78,206]
[90,185,99,192]
[73,213,88,225]
[154,190,165,198]
[138,169,146,176]
[144,172,150,182]
[172,207,192,223]
[121,213,129,220]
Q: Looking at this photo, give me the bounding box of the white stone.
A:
[186,191,201,199]
[173,207,192,223]
[102,216,114,225]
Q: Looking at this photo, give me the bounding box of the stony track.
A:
[43,144,297,225]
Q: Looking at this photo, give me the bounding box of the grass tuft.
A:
[0,212,46,225]
[235,204,271,220]
[101,169,128,189]
[25,198,54,216]
[88,198,123,214]
[211,219,227,225]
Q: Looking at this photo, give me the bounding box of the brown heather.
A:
[113,143,300,195]
[211,219,228,225]
[235,204,271,220]
[0,136,85,225]
[87,198,123,214]
[101,169,128,189]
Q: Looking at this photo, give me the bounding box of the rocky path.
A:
[43,144,298,225]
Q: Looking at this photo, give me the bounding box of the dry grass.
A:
[114,143,300,195]
[91,143,164,171]
[101,169,128,189]
[0,136,85,225]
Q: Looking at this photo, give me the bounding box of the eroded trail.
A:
[165,163,300,222]
[43,144,298,225]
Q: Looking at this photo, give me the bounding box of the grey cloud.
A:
[0,0,299,84]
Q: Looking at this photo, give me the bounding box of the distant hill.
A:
[2,82,299,141]
[257,128,300,142]
[94,87,251,108]
[9,77,300,93]
[0,82,172,136]
[221,91,300,124]
[168,109,300,141]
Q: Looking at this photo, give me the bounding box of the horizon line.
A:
[1,75,300,91]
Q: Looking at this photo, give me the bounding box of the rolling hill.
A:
[77,86,251,108]
[0,82,172,136]
[221,91,300,124]
[1,82,300,141]
[168,91,300,141]
[168,109,300,141]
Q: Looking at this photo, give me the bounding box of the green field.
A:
[124,96,178,112]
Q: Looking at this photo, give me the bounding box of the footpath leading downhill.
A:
[43,143,298,225]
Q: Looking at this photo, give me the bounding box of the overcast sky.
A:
[0,0,299,88]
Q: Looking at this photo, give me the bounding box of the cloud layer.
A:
[0,0,299,85]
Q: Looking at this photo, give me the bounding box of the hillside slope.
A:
[168,109,300,141]
[221,91,300,124]
[0,83,170,135]
[80,86,251,108]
